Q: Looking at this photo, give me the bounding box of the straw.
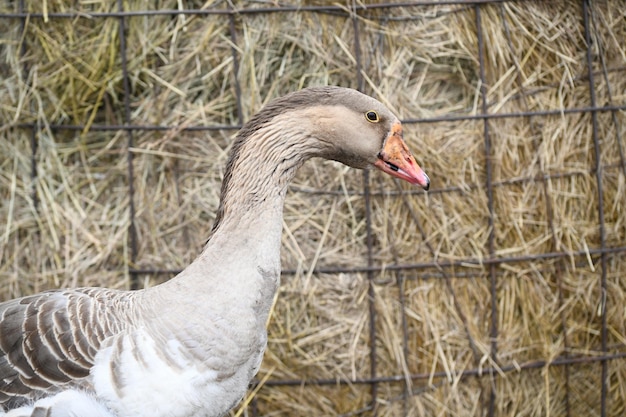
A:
[1,1,624,415]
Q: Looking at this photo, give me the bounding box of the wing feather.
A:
[0,288,134,409]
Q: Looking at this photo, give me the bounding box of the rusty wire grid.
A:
[2,1,626,416]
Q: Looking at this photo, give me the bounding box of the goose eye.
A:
[365,111,379,123]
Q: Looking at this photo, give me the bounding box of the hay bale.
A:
[1,1,625,416]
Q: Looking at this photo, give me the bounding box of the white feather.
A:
[91,329,258,417]
[1,390,113,417]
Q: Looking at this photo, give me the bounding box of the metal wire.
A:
[16,0,38,213]
[350,2,380,412]
[13,102,626,133]
[257,351,626,388]
[582,2,609,416]
[474,6,498,415]
[0,1,510,19]
[116,0,139,290]
[129,244,626,278]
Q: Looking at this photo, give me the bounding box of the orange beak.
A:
[374,122,430,190]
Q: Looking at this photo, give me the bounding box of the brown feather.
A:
[0,289,135,408]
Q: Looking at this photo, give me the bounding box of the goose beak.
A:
[374,122,430,190]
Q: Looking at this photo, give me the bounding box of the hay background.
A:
[1,1,625,416]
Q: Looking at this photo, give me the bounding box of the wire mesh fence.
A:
[1,1,625,416]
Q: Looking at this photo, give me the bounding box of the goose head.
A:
[268,87,430,190]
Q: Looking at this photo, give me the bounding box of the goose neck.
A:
[210,111,326,236]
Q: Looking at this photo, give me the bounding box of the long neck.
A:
[208,111,325,250]
[152,111,328,318]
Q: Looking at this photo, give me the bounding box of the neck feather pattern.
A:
[210,109,327,236]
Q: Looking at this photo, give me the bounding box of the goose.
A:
[0,86,430,417]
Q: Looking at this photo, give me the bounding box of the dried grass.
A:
[1,1,625,416]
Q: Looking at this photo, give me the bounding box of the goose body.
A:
[0,86,429,417]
